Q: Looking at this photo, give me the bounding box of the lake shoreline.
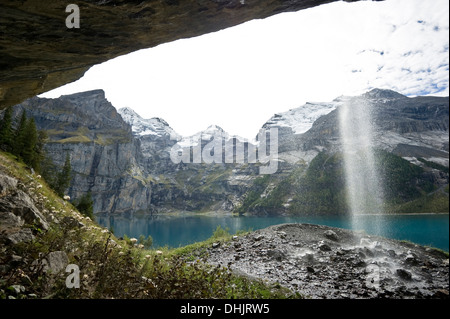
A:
[95,210,450,218]
[96,211,449,252]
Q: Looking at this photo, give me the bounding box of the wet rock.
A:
[396,268,412,280]
[362,247,374,258]
[277,231,287,239]
[253,234,264,241]
[353,257,366,268]
[318,241,332,251]
[303,253,315,264]
[204,223,449,299]
[267,249,286,262]
[405,253,419,266]
[387,249,396,258]
[360,238,372,247]
[324,230,339,241]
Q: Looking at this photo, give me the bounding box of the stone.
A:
[204,223,449,299]
[6,228,35,244]
[62,216,85,229]
[387,249,396,258]
[0,174,18,195]
[267,249,286,262]
[0,190,48,231]
[10,285,25,295]
[253,234,264,241]
[212,242,220,249]
[277,231,287,239]
[360,238,372,247]
[405,253,419,266]
[318,241,332,252]
[0,212,24,228]
[303,253,315,264]
[324,230,339,241]
[42,251,69,274]
[396,268,412,281]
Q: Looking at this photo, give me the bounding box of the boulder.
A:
[396,268,412,281]
[0,190,48,231]
[42,251,69,274]
[404,253,419,266]
[0,174,18,195]
[318,241,332,252]
[324,230,339,241]
[0,212,24,228]
[6,228,35,244]
[267,249,286,262]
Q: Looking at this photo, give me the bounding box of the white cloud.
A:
[40,0,449,139]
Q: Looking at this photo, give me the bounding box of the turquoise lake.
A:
[95,213,449,252]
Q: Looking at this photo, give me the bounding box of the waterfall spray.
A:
[339,97,385,235]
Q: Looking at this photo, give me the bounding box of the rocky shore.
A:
[205,223,449,299]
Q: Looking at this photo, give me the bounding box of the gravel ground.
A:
[204,223,449,299]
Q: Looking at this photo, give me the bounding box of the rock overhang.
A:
[0,0,361,109]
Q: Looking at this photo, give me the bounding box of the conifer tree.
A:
[13,110,28,157]
[75,191,94,219]
[21,118,39,170]
[55,152,72,197]
[0,106,14,152]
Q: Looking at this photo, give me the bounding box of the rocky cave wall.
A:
[0,0,357,109]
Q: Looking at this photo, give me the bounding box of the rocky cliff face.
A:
[7,88,449,216]
[250,89,449,215]
[9,90,256,214]
[265,89,449,168]
[12,91,148,214]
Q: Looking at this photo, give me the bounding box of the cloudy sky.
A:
[40,0,449,140]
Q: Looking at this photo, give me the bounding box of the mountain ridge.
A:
[4,88,448,215]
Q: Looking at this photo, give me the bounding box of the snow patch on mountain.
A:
[263,100,343,135]
[118,107,180,139]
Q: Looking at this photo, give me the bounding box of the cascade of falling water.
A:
[338,97,385,235]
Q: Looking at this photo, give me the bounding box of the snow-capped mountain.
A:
[262,99,344,135]
[12,88,448,216]
[118,107,180,139]
[176,124,253,147]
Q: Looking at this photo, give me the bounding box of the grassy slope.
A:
[234,150,449,215]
